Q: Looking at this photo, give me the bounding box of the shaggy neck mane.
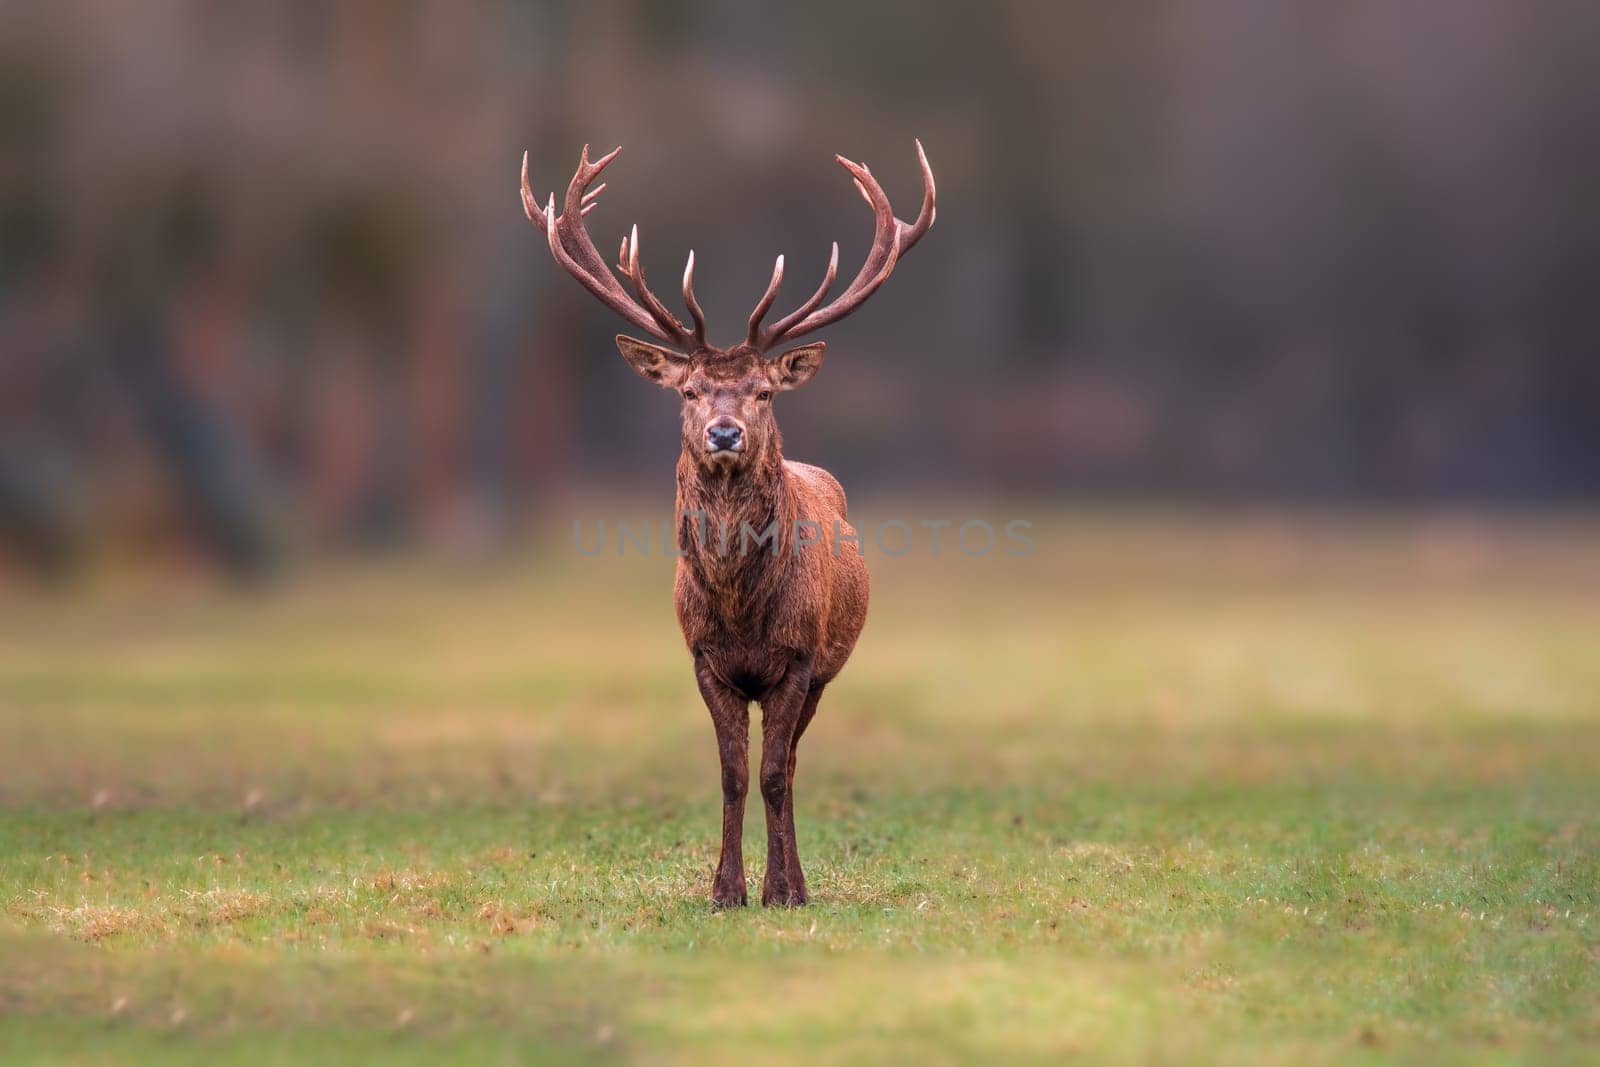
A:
[675,438,797,619]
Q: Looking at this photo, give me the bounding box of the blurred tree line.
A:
[2,0,1596,577]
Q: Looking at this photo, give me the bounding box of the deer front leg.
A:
[693,652,750,908]
[758,652,813,907]
[777,684,825,905]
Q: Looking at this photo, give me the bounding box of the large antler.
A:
[522,145,707,349]
[747,140,936,351]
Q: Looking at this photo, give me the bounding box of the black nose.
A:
[707,424,743,451]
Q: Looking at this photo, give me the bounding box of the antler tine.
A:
[762,242,839,345]
[549,144,630,296]
[682,250,707,348]
[851,163,873,205]
[579,182,605,217]
[841,144,932,252]
[745,255,785,346]
[564,144,619,216]
[521,151,547,231]
[620,224,691,341]
[896,138,937,255]
[755,142,935,348]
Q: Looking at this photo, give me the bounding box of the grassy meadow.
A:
[1,508,1597,1063]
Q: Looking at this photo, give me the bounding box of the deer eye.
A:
[681,388,698,400]
[756,390,772,402]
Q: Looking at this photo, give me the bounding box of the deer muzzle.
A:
[705,418,745,453]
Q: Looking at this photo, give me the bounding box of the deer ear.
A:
[772,341,826,391]
[615,335,689,388]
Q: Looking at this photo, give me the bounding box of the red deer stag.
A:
[521,141,935,906]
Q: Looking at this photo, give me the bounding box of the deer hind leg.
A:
[758,654,814,907]
[694,654,750,907]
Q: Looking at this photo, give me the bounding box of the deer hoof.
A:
[761,885,809,908]
[711,885,748,908]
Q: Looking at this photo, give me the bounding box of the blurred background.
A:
[2,0,1598,581]
[4,10,1599,1056]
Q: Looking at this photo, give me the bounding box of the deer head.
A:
[521,142,936,470]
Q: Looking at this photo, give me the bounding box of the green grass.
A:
[1,510,1597,1063]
